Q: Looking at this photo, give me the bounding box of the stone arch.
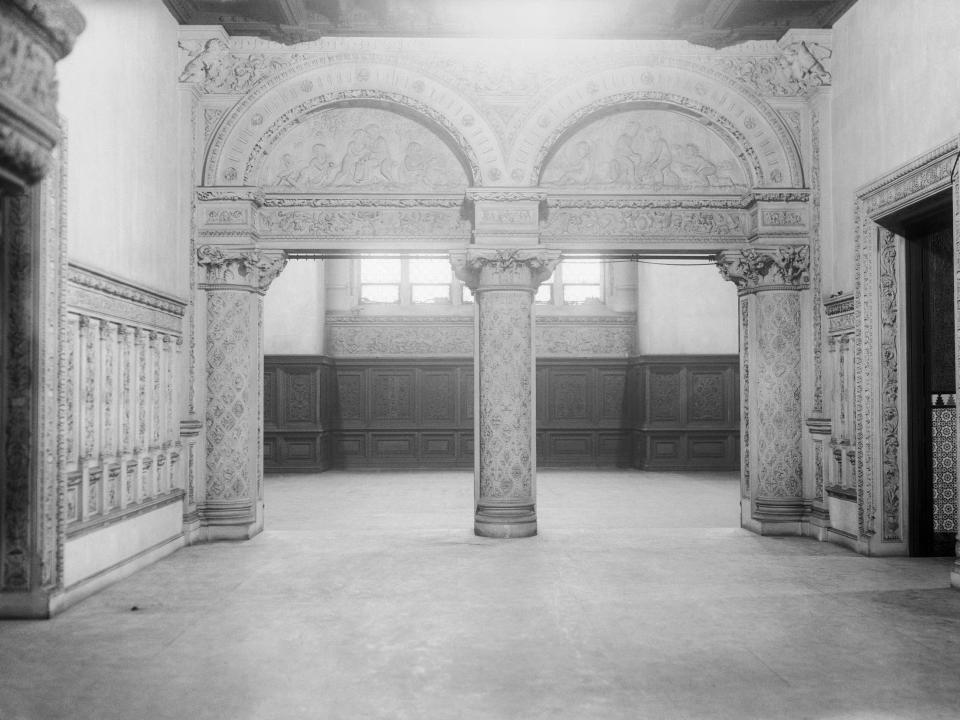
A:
[202,58,506,187]
[509,60,803,189]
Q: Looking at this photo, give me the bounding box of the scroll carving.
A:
[451,249,560,291]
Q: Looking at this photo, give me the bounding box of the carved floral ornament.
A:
[196,245,287,292]
[451,249,561,291]
[716,245,810,293]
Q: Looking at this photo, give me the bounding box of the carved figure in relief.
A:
[542,110,748,193]
[261,107,467,192]
[779,41,832,89]
[179,38,230,86]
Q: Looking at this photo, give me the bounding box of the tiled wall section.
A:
[265,355,739,471]
[64,264,189,535]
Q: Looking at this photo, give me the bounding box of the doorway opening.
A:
[904,198,956,556]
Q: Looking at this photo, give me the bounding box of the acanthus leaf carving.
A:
[717,245,810,292]
[451,248,560,291]
[196,245,287,292]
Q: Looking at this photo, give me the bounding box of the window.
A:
[537,259,604,305]
[359,257,472,305]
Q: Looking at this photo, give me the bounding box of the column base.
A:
[475,503,537,538]
[742,496,807,536]
[196,500,264,541]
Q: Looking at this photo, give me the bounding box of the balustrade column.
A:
[453,249,559,538]
[197,245,286,540]
[718,246,810,534]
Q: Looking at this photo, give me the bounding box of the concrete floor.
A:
[2,469,959,720]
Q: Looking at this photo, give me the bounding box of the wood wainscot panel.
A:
[263,356,336,472]
[630,356,740,471]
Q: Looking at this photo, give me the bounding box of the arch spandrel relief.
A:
[541,109,749,194]
[258,106,470,193]
[200,57,505,187]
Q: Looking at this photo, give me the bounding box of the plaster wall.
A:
[264,260,326,354]
[635,261,739,354]
[829,0,960,294]
[57,0,186,296]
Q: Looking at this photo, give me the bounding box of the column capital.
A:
[197,245,287,293]
[451,248,560,292]
[716,245,809,294]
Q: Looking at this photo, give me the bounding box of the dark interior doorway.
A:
[905,201,956,557]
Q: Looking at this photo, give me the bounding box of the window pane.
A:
[409,258,451,284]
[563,284,601,304]
[562,259,602,284]
[360,284,400,303]
[360,258,401,283]
[535,283,552,304]
[412,284,451,304]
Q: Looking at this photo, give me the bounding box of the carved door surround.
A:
[0,1,83,617]
[853,138,960,575]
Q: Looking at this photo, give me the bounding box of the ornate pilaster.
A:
[197,245,286,540]
[452,248,560,538]
[718,246,810,533]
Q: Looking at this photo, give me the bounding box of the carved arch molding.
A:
[193,47,811,255]
[854,136,960,554]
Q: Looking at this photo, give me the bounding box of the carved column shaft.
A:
[453,248,559,538]
[197,245,285,540]
[719,246,810,530]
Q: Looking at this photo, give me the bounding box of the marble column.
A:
[718,246,810,534]
[452,249,560,538]
[197,245,286,540]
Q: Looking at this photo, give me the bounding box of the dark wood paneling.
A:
[265,355,738,472]
[630,355,740,470]
[263,356,336,473]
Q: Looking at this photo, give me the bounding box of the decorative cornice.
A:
[824,293,854,317]
[451,248,560,291]
[196,245,287,292]
[547,195,749,210]
[857,138,959,221]
[466,189,547,203]
[716,245,810,293]
[261,195,464,208]
[197,187,264,205]
[66,263,186,320]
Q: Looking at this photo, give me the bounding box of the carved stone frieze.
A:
[716,245,810,293]
[259,206,469,239]
[196,245,287,292]
[543,206,750,240]
[825,293,855,334]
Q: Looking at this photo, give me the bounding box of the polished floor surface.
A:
[2,469,959,720]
